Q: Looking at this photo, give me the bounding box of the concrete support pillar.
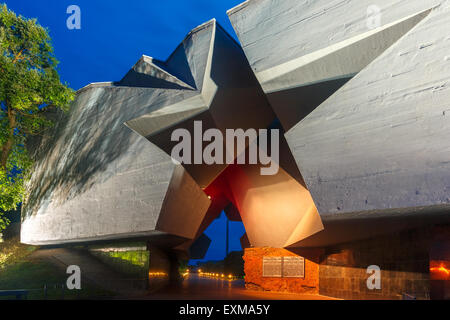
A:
[168,251,183,287]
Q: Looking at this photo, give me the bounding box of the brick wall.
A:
[319,227,432,300]
[244,226,450,299]
[243,247,321,294]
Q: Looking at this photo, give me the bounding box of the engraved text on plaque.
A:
[283,256,305,278]
[262,257,282,277]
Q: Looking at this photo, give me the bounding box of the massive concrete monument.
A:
[225,0,450,299]
[20,21,229,246]
[228,0,450,244]
[20,0,450,299]
[21,19,324,252]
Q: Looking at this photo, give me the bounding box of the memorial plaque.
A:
[282,256,305,278]
[262,257,282,277]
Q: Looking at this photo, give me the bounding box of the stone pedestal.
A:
[243,247,321,294]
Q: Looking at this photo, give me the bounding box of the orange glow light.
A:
[430,265,450,275]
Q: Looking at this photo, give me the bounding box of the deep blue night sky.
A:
[5,0,246,262]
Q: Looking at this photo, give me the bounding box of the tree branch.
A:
[12,48,24,64]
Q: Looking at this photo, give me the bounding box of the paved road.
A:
[32,249,335,300]
[31,248,147,297]
[141,274,336,300]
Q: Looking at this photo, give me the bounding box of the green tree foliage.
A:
[0,4,74,229]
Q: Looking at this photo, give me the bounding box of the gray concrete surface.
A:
[286,2,450,217]
[125,20,276,188]
[21,22,219,245]
[229,0,450,223]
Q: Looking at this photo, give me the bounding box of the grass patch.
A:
[0,260,114,300]
[90,247,149,279]
[0,238,115,300]
[0,237,36,269]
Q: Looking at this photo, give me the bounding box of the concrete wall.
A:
[147,246,173,293]
[229,0,450,221]
[22,85,175,244]
[21,21,217,246]
[319,228,431,300]
[228,0,438,75]
[286,2,450,217]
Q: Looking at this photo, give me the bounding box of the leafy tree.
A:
[0,4,74,229]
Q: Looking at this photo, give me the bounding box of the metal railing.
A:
[0,289,29,300]
[0,283,73,300]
